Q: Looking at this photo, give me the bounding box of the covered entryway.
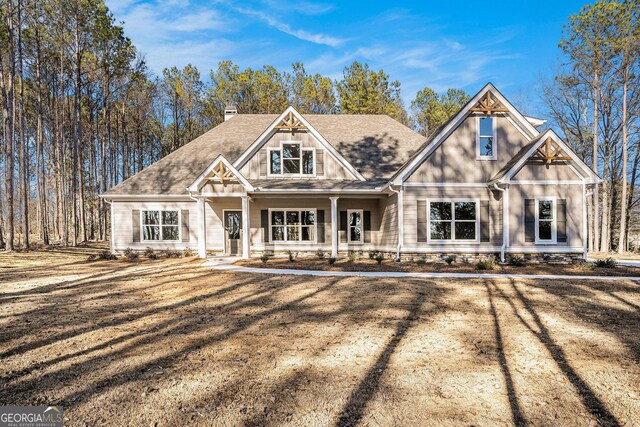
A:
[224,210,242,255]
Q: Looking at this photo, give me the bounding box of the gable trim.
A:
[391,83,540,185]
[232,106,365,181]
[187,154,254,193]
[490,130,601,185]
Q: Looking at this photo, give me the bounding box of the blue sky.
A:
[106,0,591,115]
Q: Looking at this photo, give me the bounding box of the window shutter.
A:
[261,210,269,243]
[524,199,535,242]
[259,149,267,177]
[316,150,324,176]
[181,209,190,242]
[480,200,490,242]
[417,200,427,243]
[363,211,371,243]
[132,210,140,242]
[339,211,347,243]
[557,199,567,243]
[317,210,325,243]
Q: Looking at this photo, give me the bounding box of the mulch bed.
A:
[236,257,640,277]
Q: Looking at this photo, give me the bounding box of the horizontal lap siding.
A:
[206,198,242,250]
[337,198,383,250]
[403,187,503,248]
[250,198,332,249]
[509,184,583,248]
[378,193,398,248]
[112,200,198,251]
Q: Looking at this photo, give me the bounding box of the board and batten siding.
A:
[402,187,503,250]
[512,161,584,181]
[238,130,353,180]
[406,116,532,183]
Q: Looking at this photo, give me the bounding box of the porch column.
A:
[330,196,339,257]
[242,195,250,259]
[197,197,207,259]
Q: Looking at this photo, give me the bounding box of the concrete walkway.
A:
[202,259,640,281]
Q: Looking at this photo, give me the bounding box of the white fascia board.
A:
[232,106,365,181]
[500,130,601,184]
[392,83,540,186]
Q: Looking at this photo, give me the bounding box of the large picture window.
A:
[477,117,496,160]
[269,142,314,175]
[142,210,179,241]
[270,209,315,242]
[428,201,478,241]
[536,198,556,243]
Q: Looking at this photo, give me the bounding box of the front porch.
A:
[195,194,393,259]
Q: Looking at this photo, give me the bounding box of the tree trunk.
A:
[592,72,600,254]
[2,3,16,251]
[617,76,628,253]
[17,0,29,249]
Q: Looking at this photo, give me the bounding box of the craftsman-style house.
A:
[101,83,601,261]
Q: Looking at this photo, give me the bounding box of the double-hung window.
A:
[535,198,556,243]
[477,117,496,160]
[270,209,315,242]
[429,201,478,242]
[269,142,314,175]
[142,210,179,241]
[347,209,363,243]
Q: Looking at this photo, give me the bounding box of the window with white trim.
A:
[536,198,556,243]
[270,209,315,242]
[477,117,496,159]
[269,142,314,175]
[429,201,477,241]
[142,210,179,241]
[347,209,363,243]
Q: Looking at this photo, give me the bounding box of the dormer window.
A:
[269,142,315,176]
[477,117,496,160]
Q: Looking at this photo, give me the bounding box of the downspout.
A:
[388,185,403,261]
[492,183,507,263]
[104,198,115,255]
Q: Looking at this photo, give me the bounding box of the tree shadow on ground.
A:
[494,279,621,427]
[334,289,428,427]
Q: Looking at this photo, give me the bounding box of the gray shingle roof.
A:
[249,178,389,190]
[103,113,424,196]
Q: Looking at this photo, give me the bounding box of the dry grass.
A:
[591,252,640,261]
[239,256,640,277]
[0,248,639,426]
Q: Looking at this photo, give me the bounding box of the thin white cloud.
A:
[234,6,345,47]
[260,0,335,16]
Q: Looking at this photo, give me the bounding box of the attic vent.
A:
[224,105,237,121]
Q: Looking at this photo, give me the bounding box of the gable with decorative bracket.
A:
[274,111,307,131]
[529,137,572,165]
[469,91,509,115]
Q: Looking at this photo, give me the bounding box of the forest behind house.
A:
[0,0,639,253]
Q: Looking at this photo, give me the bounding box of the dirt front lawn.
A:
[1,249,639,426]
